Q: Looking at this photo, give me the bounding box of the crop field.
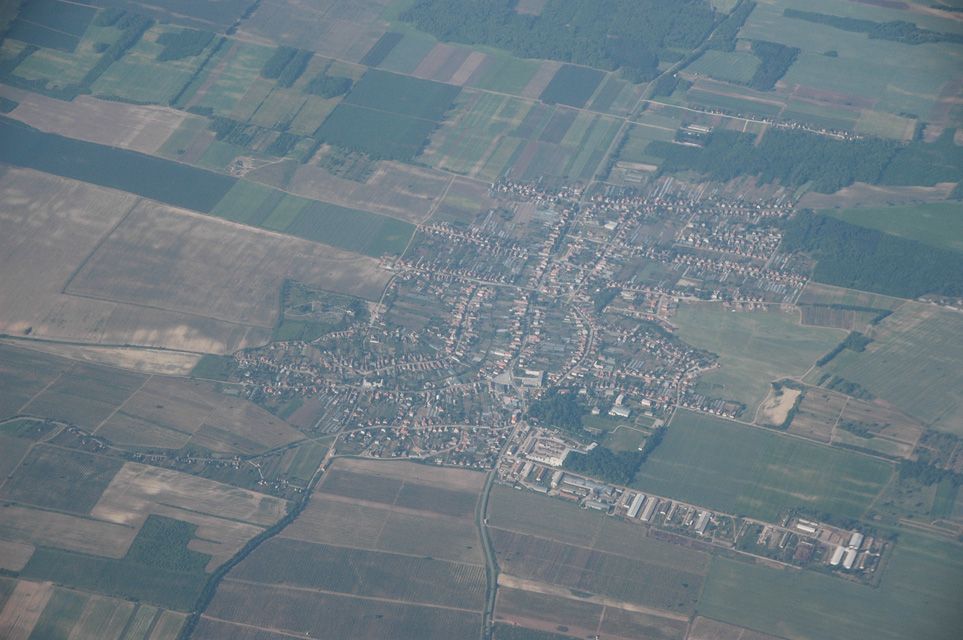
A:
[0,540,33,571]
[686,50,760,85]
[21,548,206,611]
[0,345,72,420]
[0,503,137,558]
[344,69,460,120]
[491,529,704,613]
[0,120,236,213]
[0,446,123,514]
[489,486,606,546]
[671,304,845,412]
[64,199,389,333]
[822,202,963,253]
[780,100,860,131]
[376,33,436,74]
[820,304,963,432]
[0,580,52,639]
[684,89,785,118]
[796,282,906,309]
[6,0,95,52]
[698,531,963,640]
[471,54,542,95]
[189,42,275,116]
[241,0,388,62]
[201,583,482,640]
[835,398,923,447]
[314,103,440,161]
[633,410,893,522]
[856,109,914,139]
[19,361,147,428]
[586,75,633,115]
[559,114,622,181]
[688,617,783,640]
[227,538,486,610]
[799,305,861,329]
[8,92,197,155]
[539,64,605,108]
[787,388,847,442]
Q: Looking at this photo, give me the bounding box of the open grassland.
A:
[821,202,963,253]
[698,531,963,640]
[491,529,705,614]
[7,93,195,155]
[201,584,482,639]
[820,303,963,432]
[671,305,845,413]
[0,446,123,514]
[633,410,893,522]
[227,537,486,610]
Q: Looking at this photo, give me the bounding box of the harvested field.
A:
[66,200,388,328]
[756,387,801,427]
[0,580,52,640]
[797,282,905,310]
[837,399,923,444]
[20,362,146,429]
[0,437,31,485]
[799,305,858,329]
[0,344,68,419]
[327,457,487,491]
[0,504,137,558]
[0,446,123,514]
[520,61,562,99]
[789,388,847,443]
[0,541,33,572]
[797,182,956,209]
[61,594,137,640]
[491,529,704,614]
[0,341,202,376]
[202,582,482,640]
[7,94,196,155]
[92,462,286,528]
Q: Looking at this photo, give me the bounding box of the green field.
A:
[471,54,540,95]
[376,34,436,74]
[539,64,605,108]
[684,89,784,118]
[686,50,760,84]
[488,485,606,546]
[28,588,89,639]
[855,109,912,139]
[344,69,460,120]
[821,202,963,253]
[671,304,845,412]
[632,410,893,522]
[192,42,276,116]
[314,103,440,161]
[781,99,859,131]
[698,531,963,640]
[796,283,906,310]
[208,179,415,257]
[20,548,207,611]
[0,119,236,213]
[0,446,123,514]
[819,304,963,432]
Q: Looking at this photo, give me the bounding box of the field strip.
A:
[198,616,315,639]
[273,534,485,568]
[496,575,688,622]
[488,525,698,572]
[313,491,473,523]
[222,578,482,613]
[60,291,273,330]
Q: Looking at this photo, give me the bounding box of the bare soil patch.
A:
[757,388,801,427]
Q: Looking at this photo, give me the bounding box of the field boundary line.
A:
[197,615,317,639]
[92,374,154,435]
[221,577,484,613]
[274,533,486,567]
[60,198,140,295]
[59,291,274,330]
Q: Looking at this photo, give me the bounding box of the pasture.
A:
[200,584,482,640]
[821,202,963,253]
[686,50,760,85]
[491,529,706,613]
[632,410,893,522]
[671,304,844,413]
[698,531,963,640]
[0,446,123,514]
[820,303,963,432]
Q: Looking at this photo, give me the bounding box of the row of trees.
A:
[784,9,963,45]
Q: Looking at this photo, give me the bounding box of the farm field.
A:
[632,410,894,522]
[670,304,845,413]
[821,202,963,253]
[539,64,605,108]
[818,303,963,432]
[491,529,705,614]
[685,50,759,85]
[796,282,906,311]
[698,531,963,640]
[196,457,487,639]
[0,445,123,514]
[787,388,847,443]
